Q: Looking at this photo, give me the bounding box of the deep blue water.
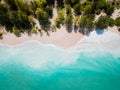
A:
[0,41,120,90]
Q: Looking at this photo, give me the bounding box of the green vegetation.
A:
[0,0,120,37]
[12,26,21,37]
[64,0,79,7]
[73,3,81,15]
[73,16,80,30]
[65,4,73,31]
[95,16,115,29]
[115,17,120,26]
[3,0,17,10]
[50,25,56,32]
[54,17,61,28]
[66,5,72,14]
[45,5,53,18]
[31,27,37,34]
[35,8,50,28]
[9,10,31,30]
[105,4,114,16]
[54,9,65,28]
[95,16,109,29]
[65,13,73,31]
[0,3,11,30]
[81,1,93,14]
[94,0,107,10]
[56,0,64,8]
[78,16,88,29]
[57,9,65,24]
[108,17,115,27]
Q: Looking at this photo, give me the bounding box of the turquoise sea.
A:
[0,31,120,90]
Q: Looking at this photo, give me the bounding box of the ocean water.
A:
[0,31,120,90]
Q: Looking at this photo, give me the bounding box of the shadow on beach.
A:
[66,26,106,36]
[66,26,93,36]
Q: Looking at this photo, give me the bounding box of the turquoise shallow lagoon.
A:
[0,31,120,90]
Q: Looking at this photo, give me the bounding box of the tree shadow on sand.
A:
[66,26,73,33]
[78,28,92,36]
[66,26,92,36]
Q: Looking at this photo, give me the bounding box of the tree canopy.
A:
[95,16,109,29]
[0,0,120,35]
[115,17,120,26]
[35,8,50,28]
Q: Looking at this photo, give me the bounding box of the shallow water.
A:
[0,31,120,90]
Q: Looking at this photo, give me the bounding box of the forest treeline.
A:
[0,0,120,36]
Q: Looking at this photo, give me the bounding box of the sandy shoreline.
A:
[0,26,120,49]
[0,27,83,49]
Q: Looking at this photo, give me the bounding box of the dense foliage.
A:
[35,8,50,29]
[0,0,120,36]
[65,5,73,31]
[115,17,120,26]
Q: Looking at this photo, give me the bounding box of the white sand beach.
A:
[0,26,83,49]
[0,26,120,49]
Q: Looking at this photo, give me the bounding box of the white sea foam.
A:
[0,40,79,69]
[75,30,120,55]
[0,30,120,69]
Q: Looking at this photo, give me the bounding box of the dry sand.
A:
[0,26,120,49]
[0,27,83,49]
